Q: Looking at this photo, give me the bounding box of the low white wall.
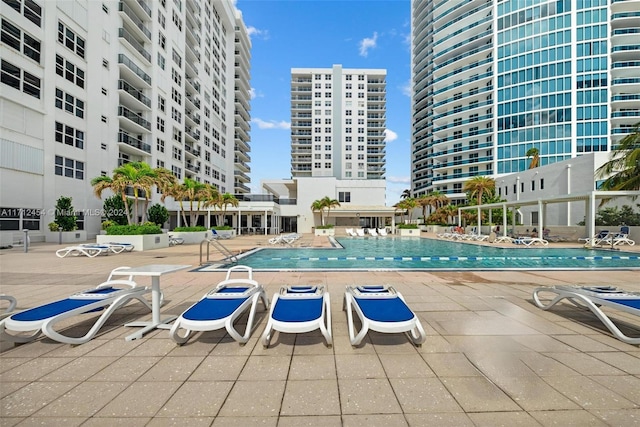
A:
[45,230,87,244]
[169,231,210,244]
[97,234,169,251]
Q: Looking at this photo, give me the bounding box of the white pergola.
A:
[457,190,640,247]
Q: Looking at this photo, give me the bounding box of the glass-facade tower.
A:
[411,0,640,202]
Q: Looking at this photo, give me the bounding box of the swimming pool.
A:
[207,237,640,271]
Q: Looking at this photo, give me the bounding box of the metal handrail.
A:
[200,238,237,265]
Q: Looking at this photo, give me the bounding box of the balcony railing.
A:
[118,54,151,85]
[118,106,151,131]
[119,28,151,62]
[118,79,150,107]
[118,131,151,153]
[118,1,151,40]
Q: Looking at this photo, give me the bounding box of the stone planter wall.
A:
[169,231,210,244]
[45,230,87,244]
[314,228,335,236]
[397,228,420,236]
[97,234,168,251]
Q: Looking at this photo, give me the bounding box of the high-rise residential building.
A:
[411,0,639,203]
[0,0,251,241]
[290,64,387,180]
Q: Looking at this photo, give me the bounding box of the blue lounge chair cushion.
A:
[10,287,121,322]
[354,297,415,323]
[182,298,248,321]
[218,287,249,293]
[272,297,323,323]
[608,299,640,310]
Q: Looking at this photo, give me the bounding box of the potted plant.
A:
[45,196,87,243]
[314,224,335,236]
[397,223,420,236]
[96,222,168,251]
[169,225,210,244]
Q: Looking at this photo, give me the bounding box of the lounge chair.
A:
[55,245,110,258]
[261,285,332,348]
[82,242,133,254]
[0,267,152,345]
[377,228,388,236]
[355,228,366,237]
[168,235,184,246]
[513,237,548,246]
[211,229,231,240]
[581,230,610,246]
[345,228,357,237]
[1,295,17,319]
[368,228,379,237]
[494,235,514,243]
[532,285,640,345]
[612,226,635,246]
[169,265,268,345]
[343,285,426,347]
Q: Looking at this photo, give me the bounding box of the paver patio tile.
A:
[280,379,340,416]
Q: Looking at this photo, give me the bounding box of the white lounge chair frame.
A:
[533,285,640,345]
[343,285,426,347]
[513,237,548,246]
[355,229,366,237]
[169,265,268,345]
[56,245,110,258]
[261,285,332,348]
[0,295,17,319]
[0,267,151,345]
[377,228,388,236]
[368,228,379,237]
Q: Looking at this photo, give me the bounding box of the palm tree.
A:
[181,178,211,226]
[161,181,189,226]
[417,194,433,222]
[432,191,450,210]
[441,204,459,225]
[310,199,325,226]
[526,147,540,169]
[400,189,412,199]
[463,176,496,206]
[210,192,238,226]
[596,121,640,191]
[310,196,341,226]
[395,197,418,223]
[91,175,132,225]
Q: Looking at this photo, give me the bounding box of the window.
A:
[157,117,165,132]
[156,138,165,153]
[172,146,182,160]
[55,89,84,118]
[54,156,84,180]
[55,54,84,88]
[1,19,41,63]
[0,207,41,231]
[57,21,85,58]
[158,32,166,50]
[157,53,165,69]
[1,59,41,98]
[158,96,165,112]
[338,192,351,203]
[540,178,544,190]
[5,0,42,26]
[55,122,84,149]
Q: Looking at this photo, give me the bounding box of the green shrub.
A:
[106,224,162,235]
[101,220,115,230]
[173,226,207,232]
[315,224,335,229]
[212,225,233,230]
[54,196,77,231]
[147,204,169,227]
[48,222,59,232]
[103,195,129,225]
[397,224,418,229]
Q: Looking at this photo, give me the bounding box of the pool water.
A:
[222,236,640,271]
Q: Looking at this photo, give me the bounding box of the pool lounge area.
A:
[0,235,639,425]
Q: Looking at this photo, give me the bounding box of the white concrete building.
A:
[291,64,387,180]
[0,0,251,243]
[411,0,640,203]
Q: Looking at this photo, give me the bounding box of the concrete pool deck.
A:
[1,234,639,426]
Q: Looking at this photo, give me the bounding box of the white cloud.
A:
[247,26,269,40]
[252,118,290,130]
[401,79,412,97]
[359,32,378,57]
[383,129,398,142]
[387,175,410,184]
[249,87,258,100]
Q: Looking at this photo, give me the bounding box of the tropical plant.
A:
[102,194,129,225]
[147,203,169,227]
[173,226,207,232]
[596,121,640,191]
[53,196,77,231]
[394,197,418,223]
[310,196,341,227]
[209,192,239,226]
[577,204,640,226]
[526,147,540,169]
[91,162,174,225]
[463,176,496,206]
[400,188,412,199]
[105,224,162,235]
[162,178,219,227]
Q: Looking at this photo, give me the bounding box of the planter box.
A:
[314,228,335,236]
[169,231,210,244]
[397,228,420,236]
[97,234,168,251]
[45,230,87,244]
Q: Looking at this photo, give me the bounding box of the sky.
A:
[235,0,412,205]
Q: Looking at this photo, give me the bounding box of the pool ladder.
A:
[200,238,237,265]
